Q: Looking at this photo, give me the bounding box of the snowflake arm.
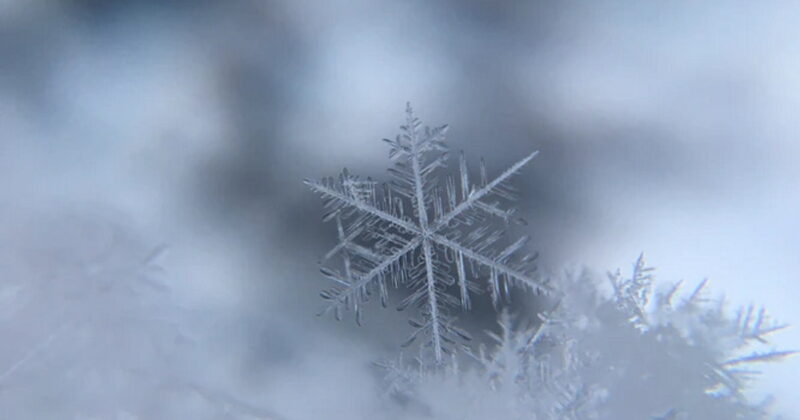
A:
[319,237,422,323]
[402,106,448,362]
[431,233,551,296]
[302,177,419,234]
[431,150,538,231]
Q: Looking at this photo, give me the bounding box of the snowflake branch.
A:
[406,107,445,363]
[322,237,422,311]
[421,239,444,362]
[432,233,552,293]
[304,179,420,234]
[431,151,538,231]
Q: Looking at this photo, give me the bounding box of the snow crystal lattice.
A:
[305,104,550,363]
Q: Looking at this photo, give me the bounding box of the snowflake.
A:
[305,104,551,363]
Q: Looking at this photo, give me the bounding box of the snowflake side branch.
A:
[721,350,799,367]
[323,218,383,263]
[323,220,363,261]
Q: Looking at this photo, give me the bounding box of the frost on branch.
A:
[305,104,548,363]
[376,258,795,419]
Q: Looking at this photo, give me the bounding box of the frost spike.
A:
[456,250,470,311]
[459,151,470,201]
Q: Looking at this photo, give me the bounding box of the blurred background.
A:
[1,0,799,418]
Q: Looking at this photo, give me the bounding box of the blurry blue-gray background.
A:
[1,0,799,417]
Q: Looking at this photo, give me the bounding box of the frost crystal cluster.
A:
[379,259,795,419]
[305,104,549,363]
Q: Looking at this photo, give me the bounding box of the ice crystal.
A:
[305,104,549,363]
